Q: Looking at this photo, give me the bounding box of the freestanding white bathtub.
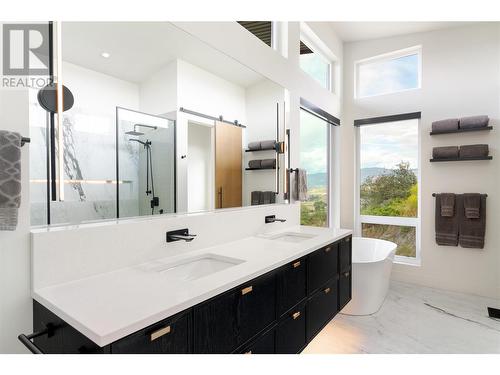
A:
[341,237,397,316]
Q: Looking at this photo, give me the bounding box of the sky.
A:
[360,119,419,170]
[358,53,419,98]
[300,110,328,175]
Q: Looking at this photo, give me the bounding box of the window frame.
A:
[299,107,332,228]
[354,45,422,99]
[299,33,334,92]
[355,116,421,266]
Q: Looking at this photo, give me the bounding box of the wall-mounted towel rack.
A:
[432,193,488,197]
[21,137,30,146]
[429,126,492,136]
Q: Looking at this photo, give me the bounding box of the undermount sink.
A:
[266,232,316,243]
[153,254,244,281]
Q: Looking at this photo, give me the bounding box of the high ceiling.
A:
[330,22,476,42]
[62,22,264,87]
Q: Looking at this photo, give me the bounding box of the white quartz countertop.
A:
[32,226,352,347]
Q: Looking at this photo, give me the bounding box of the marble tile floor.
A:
[304,281,500,354]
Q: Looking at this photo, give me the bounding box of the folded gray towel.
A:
[459,115,489,129]
[268,191,276,204]
[262,191,273,204]
[0,130,22,231]
[260,159,276,169]
[248,141,261,151]
[435,193,459,246]
[440,193,455,217]
[432,118,459,133]
[260,140,276,150]
[251,191,262,205]
[432,146,459,159]
[248,160,261,169]
[463,193,481,219]
[459,144,489,159]
[459,194,486,249]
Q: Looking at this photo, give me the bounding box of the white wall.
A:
[341,23,500,299]
[139,60,177,115]
[187,122,213,212]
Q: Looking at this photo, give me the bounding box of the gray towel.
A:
[432,146,459,159]
[463,193,481,219]
[435,193,459,246]
[262,191,273,204]
[260,140,276,150]
[440,193,455,217]
[0,131,22,231]
[248,141,261,151]
[251,191,262,205]
[459,115,489,129]
[260,159,276,169]
[293,169,308,202]
[248,160,261,169]
[459,144,489,159]
[459,194,486,249]
[432,118,459,133]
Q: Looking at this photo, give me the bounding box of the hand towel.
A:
[459,194,486,249]
[251,191,262,205]
[459,115,489,129]
[0,131,22,231]
[435,193,459,246]
[248,160,261,169]
[293,169,308,202]
[432,146,459,160]
[432,118,459,133]
[260,140,276,150]
[462,193,481,219]
[440,193,455,217]
[459,144,489,159]
[260,159,276,169]
[248,141,261,151]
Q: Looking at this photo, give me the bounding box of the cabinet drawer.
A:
[276,302,306,354]
[277,257,307,316]
[306,279,338,342]
[193,271,276,353]
[339,236,352,272]
[239,326,276,354]
[339,268,352,311]
[112,311,190,354]
[307,242,338,293]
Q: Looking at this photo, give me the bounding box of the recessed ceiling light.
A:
[101,52,110,58]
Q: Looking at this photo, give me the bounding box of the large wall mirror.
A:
[30,22,288,225]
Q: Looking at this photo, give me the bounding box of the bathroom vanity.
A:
[26,220,352,354]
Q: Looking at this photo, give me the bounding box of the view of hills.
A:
[307,167,395,188]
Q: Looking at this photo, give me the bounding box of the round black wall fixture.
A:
[37,83,75,113]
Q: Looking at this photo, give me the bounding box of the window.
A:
[355,46,421,98]
[300,109,329,227]
[237,21,274,48]
[300,40,332,90]
[357,115,420,263]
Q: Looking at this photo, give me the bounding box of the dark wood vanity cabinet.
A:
[193,271,276,353]
[112,310,191,354]
[31,235,352,354]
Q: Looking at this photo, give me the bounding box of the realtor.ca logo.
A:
[2,23,51,88]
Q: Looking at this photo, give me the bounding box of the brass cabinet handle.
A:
[150,325,171,341]
[345,237,350,243]
[292,311,301,320]
[244,350,252,354]
[324,287,331,294]
[324,246,332,253]
[293,261,301,268]
[241,286,253,295]
[344,272,350,277]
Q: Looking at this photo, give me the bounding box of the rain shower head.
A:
[125,123,157,136]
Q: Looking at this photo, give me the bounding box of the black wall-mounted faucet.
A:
[166,228,197,242]
[265,215,286,224]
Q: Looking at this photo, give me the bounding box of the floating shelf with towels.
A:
[432,193,488,197]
